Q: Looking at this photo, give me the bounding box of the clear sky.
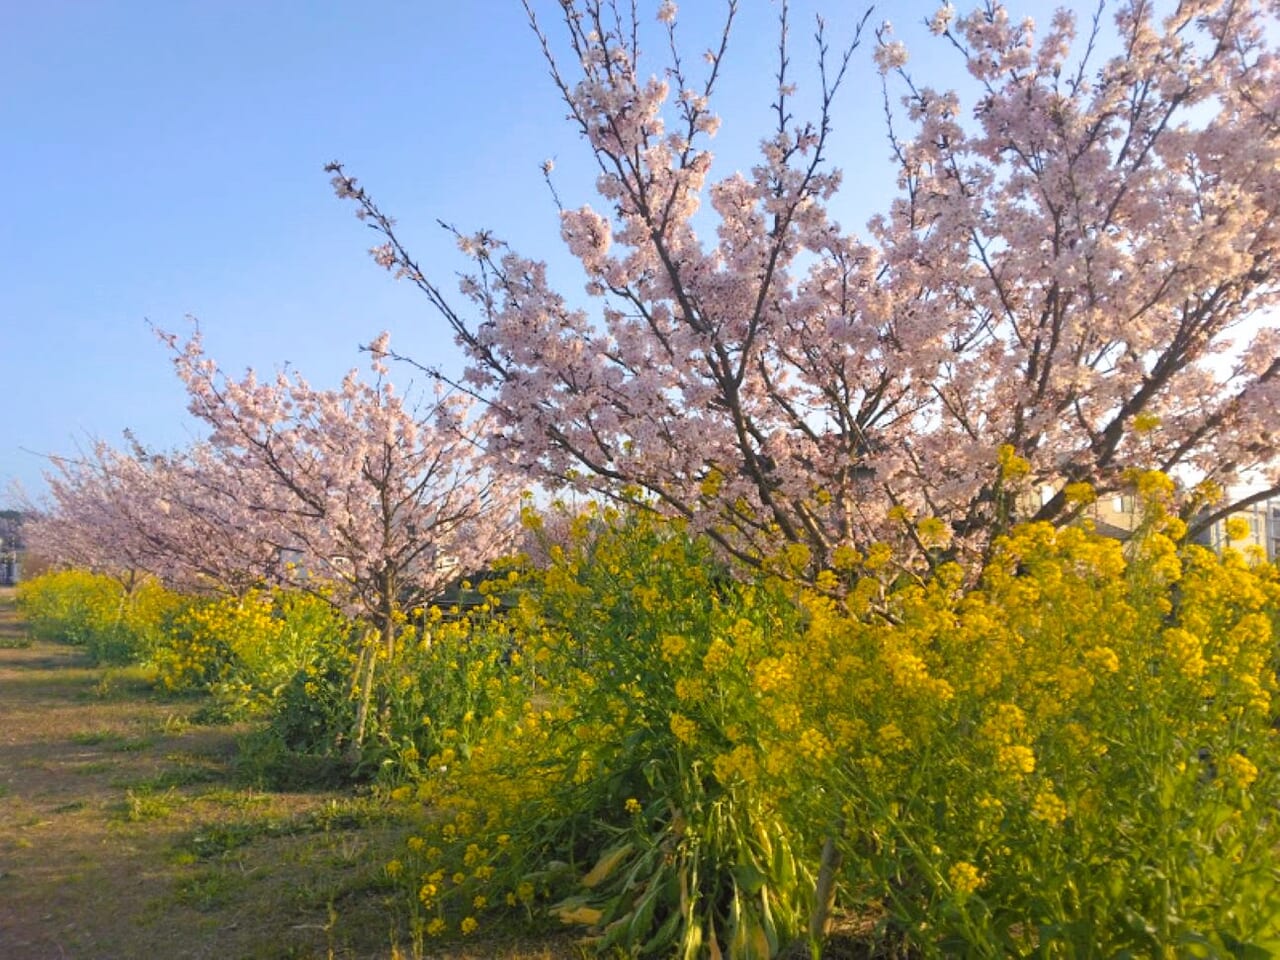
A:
[2,1,1103,504]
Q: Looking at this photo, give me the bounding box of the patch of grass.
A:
[178,798,389,862]
[73,760,115,775]
[94,665,156,700]
[71,729,122,746]
[109,736,155,753]
[158,713,192,736]
[307,796,390,832]
[197,787,274,810]
[182,817,306,859]
[234,733,356,790]
[115,787,180,822]
[130,755,226,792]
[0,634,31,649]
[0,623,432,957]
[188,703,239,726]
[71,729,154,752]
[173,868,249,911]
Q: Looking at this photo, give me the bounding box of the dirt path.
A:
[0,588,409,959]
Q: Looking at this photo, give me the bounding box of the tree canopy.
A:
[332,0,1280,572]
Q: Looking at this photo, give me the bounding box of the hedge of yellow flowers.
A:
[383,499,1280,958]
[17,569,184,664]
[16,569,512,772]
[152,588,349,712]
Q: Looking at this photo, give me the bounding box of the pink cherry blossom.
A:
[329,1,1280,575]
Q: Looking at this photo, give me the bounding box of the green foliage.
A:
[153,589,352,713]
[758,512,1280,957]
[360,594,520,784]
[379,503,1280,958]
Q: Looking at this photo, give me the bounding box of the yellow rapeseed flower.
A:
[948,861,983,897]
[1224,517,1251,542]
[702,638,733,672]
[1031,787,1068,827]
[1225,753,1259,789]
[670,713,698,744]
[998,444,1031,480]
[997,745,1036,777]
[660,633,689,662]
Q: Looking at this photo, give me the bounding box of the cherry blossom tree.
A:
[32,334,521,747]
[165,330,522,744]
[331,0,1280,573]
[27,440,273,596]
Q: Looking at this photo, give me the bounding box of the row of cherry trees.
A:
[28,0,1280,630]
[28,332,521,745]
[332,0,1279,572]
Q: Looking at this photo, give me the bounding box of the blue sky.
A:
[2,1,1098,503]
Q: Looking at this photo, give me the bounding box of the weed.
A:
[117,787,179,822]
[72,760,114,775]
[234,729,356,790]
[308,797,386,832]
[188,702,239,726]
[71,729,122,746]
[159,713,191,736]
[197,787,272,809]
[178,799,388,863]
[94,665,155,699]
[328,833,367,866]
[173,868,247,911]
[71,729,154,753]
[184,821,281,859]
[109,736,154,753]
[130,755,225,791]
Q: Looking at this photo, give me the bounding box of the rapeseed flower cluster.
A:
[376,487,1279,957]
[150,589,350,720]
[18,570,183,665]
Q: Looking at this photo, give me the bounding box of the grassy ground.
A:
[0,587,582,960]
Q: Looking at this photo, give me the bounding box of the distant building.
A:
[1086,492,1143,543]
[1082,490,1279,561]
[1188,496,1280,561]
[0,510,23,584]
[1032,485,1280,562]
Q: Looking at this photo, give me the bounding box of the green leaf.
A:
[640,907,683,957]
[732,862,767,896]
[1221,932,1280,960]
